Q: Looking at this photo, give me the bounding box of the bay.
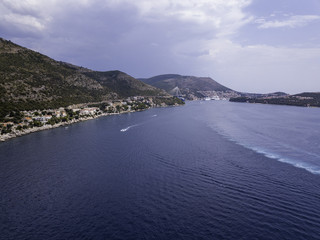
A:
[1,101,320,240]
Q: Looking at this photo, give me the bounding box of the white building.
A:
[80,107,98,115]
[33,115,52,123]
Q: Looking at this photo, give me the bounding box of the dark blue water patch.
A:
[1,102,320,239]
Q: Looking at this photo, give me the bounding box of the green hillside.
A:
[0,38,167,120]
[230,92,320,107]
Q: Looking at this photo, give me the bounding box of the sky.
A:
[1,0,320,93]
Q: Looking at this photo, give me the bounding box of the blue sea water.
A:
[1,101,320,239]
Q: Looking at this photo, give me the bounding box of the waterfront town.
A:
[0,96,180,141]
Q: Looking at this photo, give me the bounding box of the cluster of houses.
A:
[1,107,101,129]
[198,91,240,100]
[26,107,101,124]
[1,96,173,138]
[0,96,183,140]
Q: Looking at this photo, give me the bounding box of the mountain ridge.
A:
[0,38,170,120]
[139,74,234,100]
[230,92,320,107]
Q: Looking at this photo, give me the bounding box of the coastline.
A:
[0,108,157,142]
[229,93,320,108]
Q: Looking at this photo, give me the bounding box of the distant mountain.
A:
[230,92,320,107]
[294,92,320,100]
[239,91,288,98]
[139,74,233,99]
[0,38,169,119]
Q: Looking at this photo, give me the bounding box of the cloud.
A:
[0,0,253,37]
[0,0,254,65]
[201,40,320,93]
[256,15,320,29]
[131,0,254,37]
[0,0,51,35]
[0,0,319,93]
[3,13,46,31]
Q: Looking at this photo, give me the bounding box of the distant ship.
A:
[204,96,220,101]
[211,96,220,100]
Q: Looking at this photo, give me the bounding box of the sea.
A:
[1,101,320,240]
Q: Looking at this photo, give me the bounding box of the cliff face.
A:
[0,38,167,119]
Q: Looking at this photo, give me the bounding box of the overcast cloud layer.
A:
[1,0,320,93]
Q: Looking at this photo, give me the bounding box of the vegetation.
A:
[0,94,186,140]
[230,93,320,107]
[152,96,185,106]
[0,38,174,119]
[0,38,185,141]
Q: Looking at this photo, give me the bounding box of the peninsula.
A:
[230,92,320,108]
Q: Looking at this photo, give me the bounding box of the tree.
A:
[32,120,42,127]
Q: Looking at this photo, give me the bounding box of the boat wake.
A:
[121,115,156,132]
[120,124,139,132]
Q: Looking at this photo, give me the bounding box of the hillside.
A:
[239,92,288,98]
[0,38,168,120]
[230,92,320,107]
[139,74,234,99]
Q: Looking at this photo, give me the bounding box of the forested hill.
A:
[0,38,167,119]
[230,92,320,107]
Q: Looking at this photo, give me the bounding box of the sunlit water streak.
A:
[200,101,320,175]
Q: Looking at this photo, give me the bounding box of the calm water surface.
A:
[1,101,320,239]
